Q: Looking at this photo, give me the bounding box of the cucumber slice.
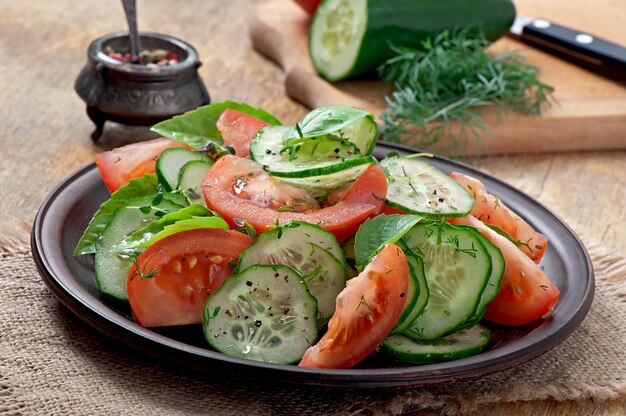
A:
[391,241,429,334]
[335,111,378,155]
[278,160,375,199]
[383,324,491,364]
[401,221,492,340]
[237,221,347,326]
[380,156,474,217]
[250,125,375,178]
[156,147,212,191]
[309,0,368,81]
[460,228,505,328]
[177,160,213,205]
[203,264,318,364]
[94,195,184,301]
[309,0,516,81]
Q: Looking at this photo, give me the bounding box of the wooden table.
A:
[1,0,624,414]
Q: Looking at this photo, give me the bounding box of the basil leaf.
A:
[283,106,377,155]
[115,204,217,250]
[151,100,282,149]
[121,216,229,250]
[354,214,422,268]
[294,106,372,138]
[73,175,159,256]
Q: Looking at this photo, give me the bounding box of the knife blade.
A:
[509,15,626,83]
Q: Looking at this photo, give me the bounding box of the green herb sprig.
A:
[378,31,554,156]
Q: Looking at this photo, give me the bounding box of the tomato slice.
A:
[379,203,408,216]
[293,0,321,16]
[216,109,270,158]
[202,155,375,243]
[325,164,387,216]
[299,243,408,368]
[449,215,560,326]
[127,228,253,327]
[96,138,189,193]
[450,172,548,263]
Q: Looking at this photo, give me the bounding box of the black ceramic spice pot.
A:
[75,32,210,140]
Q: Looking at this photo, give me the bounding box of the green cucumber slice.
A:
[401,221,492,340]
[203,264,318,364]
[460,228,505,328]
[278,160,375,199]
[250,125,375,178]
[237,221,347,326]
[391,241,429,334]
[177,160,213,205]
[309,0,515,81]
[94,195,184,301]
[380,156,474,217]
[383,324,491,364]
[156,147,212,191]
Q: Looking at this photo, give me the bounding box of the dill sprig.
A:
[378,31,554,156]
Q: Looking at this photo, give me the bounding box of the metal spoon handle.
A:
[122,0,140,57]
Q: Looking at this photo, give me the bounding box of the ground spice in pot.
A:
[104,45,180,67]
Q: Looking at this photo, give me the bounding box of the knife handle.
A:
[521,19,626,83]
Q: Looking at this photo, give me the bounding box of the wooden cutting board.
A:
[250,0,626,156]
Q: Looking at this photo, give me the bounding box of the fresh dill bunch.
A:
[378,31,554,156]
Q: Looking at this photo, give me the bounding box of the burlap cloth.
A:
[1,216,625,415]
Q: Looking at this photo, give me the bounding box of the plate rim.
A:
[31,142,595,388]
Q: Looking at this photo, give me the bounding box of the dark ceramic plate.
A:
[31,142,594,388]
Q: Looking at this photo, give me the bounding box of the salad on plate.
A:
[73,101,560,369]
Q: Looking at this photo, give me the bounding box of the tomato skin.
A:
[379,203,408,216]
[216,109,270,158]
[202,155,375,243]
[326,164,388,216]
[449,215,560,326]
[127,228,252,327]
[293,0,321,16]
[450,172,548,263]
[96,138,189,193]
[299,243,408,369]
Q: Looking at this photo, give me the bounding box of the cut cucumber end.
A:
[309,0,367,81]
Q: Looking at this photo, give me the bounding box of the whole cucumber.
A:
[309,0,516,81]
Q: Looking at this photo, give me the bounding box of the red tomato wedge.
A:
[449,215,560,326]
[379,203,407,216]
[127,228,253,327]
[299,243,408,369]
[450,172,548,262]
[216,109,270,158]
[96,137,189,193]
[325,164,388,216]
[202,155,375,243]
